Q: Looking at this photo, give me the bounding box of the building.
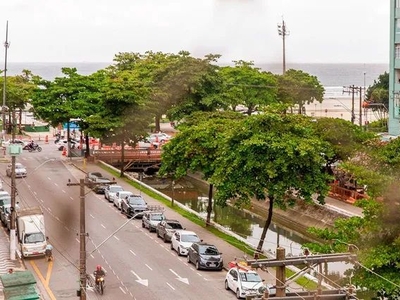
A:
[389,0,400,136]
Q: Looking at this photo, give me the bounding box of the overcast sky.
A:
[0,0,390,64]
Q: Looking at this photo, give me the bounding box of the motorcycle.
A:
[28,143,42,152]
[95,276,105,295]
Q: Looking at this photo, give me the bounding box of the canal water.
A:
[141,175,349,281]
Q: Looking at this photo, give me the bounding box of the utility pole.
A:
[359,86,363,127]
[343,85,362,124]
[9,109,17,260]
[277,19,289,75]
[2,21,9,141]
[67,179,87,300]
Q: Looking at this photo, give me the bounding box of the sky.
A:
[0,0,390,64]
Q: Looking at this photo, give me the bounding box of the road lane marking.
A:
[47,177,52,181]
[62,190,66,193]
[33,191,37,195]
[64,226,69,232]
[70,196,74,200]
[90,214,95,219]
[119,286,127,294]
[113,235,119,241]
[55,217,60,221]
[90,254,94,259]
[166,282,175,290]
[101,224,106,229]
[130,250,136,256]
[46,261,54,285]
[48,207,52,212]
[30,261,57,300]
[145,264,152,271]
[76,238,80,243]
[54,183,59,187]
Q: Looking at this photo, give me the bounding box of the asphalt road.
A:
[0,143,235,300]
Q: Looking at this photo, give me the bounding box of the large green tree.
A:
[365,72,389,110]
[159,111,244,225]
[276,69,324,114]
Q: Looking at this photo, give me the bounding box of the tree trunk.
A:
[257,196,274,253]
[206,184,213,226]
[84,132,90,158]
[120,134,125,177]
[155,114,161,132]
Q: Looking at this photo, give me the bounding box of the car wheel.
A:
[156,229,160,238]
[171,242,174,251]
[236,289,241,299]
[177,247,182,256]
[224,280,230,290]
[163,234,167,243]
[142,221,145,228]
[195,261,200,270]
[186,254,191,264]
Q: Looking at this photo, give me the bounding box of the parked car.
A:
[104,185,124,202]
[0,204,11,225]
[6,163,27,178]
[85,172,103,183]
[3,139,28,149]
[112,191,133,210]
[148,133,171,144]
[55,139,78,151]
[0,191,11,207]
[187,242,223,271]
[87,177,113,194]
[121,194,147,218]
[224,266,266,299]
[142,211,165,232]
[156,219,184,243]
[170,230,201,256]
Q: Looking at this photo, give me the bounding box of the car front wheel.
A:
[195,261,201,270]
[186,255,191,264]
[224,280,230,290]
[170,243,174,251]
[236,289,241,299]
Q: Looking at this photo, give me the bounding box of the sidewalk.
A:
[0,228,25,298]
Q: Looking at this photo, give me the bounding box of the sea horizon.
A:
[4,61,389,87]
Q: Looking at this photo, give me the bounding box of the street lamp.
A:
[277,19,289,75]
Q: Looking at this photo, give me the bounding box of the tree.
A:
[159,111,244,225]
[276,69,324,114]
[365,72,389,110]
[210,107,332,252]
[218,61,278,114]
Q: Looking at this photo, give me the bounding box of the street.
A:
[0,142,236,300]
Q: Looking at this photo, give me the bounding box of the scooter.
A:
[95,276,105,295]
[28,143,42,152]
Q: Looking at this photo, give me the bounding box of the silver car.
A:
[6,163,27,178]
[104,185,124,202]
[142,211,165,232]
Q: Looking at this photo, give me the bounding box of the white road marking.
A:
[62,190,66,193]
[101,224,106,229]
[47,177,51,181]
[54,183,59,187]
[113,235,119,241]
[48,207,52,212]
[90,254,94,259]
[90,214,95,219]
[119,287,126,294]
[76,238,80,243]
[33,191,37,195]
[130,250,136,256]
[70,196,74,200]
[55,217,60,221]
[169,269,189,285]
[39,199,44,203]
[145,264,152,271]
[64,226,69,232]
[130,270,148,287]
[166,282,175,290]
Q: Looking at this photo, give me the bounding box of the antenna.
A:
[2,20,9,140]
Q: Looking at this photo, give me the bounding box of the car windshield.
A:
[16,165,25,169]
[97,178,110,183]
[181,234,200,243]
[151,214,164,221]
[167,222,183,229]
[240,272,262,282]
[110,186,123,192]
[0,197,11,206]
[24,232,45,243]
[119,192,132,198]
[129,197,145,205]
[199,245,219,255]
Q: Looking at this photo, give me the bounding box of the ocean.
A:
[6,62,389,123]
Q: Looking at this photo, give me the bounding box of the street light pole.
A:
[9,108,16,260]
[2,21,9,140]
[277,19,289,75]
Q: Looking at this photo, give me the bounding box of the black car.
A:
[187,242,223,270]
[121,195,147,218]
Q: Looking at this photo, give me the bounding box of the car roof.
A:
[177,230,197,235]
[164,219,180,223]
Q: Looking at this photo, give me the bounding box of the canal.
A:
[141,174,349,280]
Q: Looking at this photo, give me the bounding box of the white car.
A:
[148,133,171,144]
[112,191,133,210]
[104,185,123,202]
[6,163,27,178]
[224,267,267,299]
[55,139,78,151]
[170,230,201,256]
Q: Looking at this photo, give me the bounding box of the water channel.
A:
[141,175,350,281]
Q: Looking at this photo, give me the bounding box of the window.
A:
[397,0,400,8]
[397,19,400,34]
[396,44,400,59]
